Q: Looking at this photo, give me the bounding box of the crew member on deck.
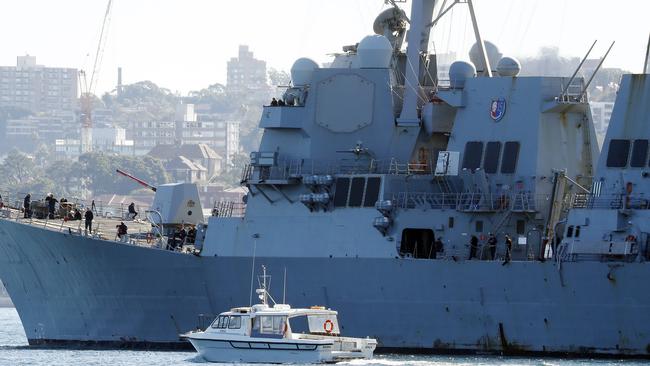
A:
[23,194,31,218]
[270,98,278,106]
[84,208,94,235]
[128,202,138,220]
[487,233,497,260]
[469,235,479,260]
[116,222,128,241]
[502,235,513,265]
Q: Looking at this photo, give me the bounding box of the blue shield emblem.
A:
[490,98,506,121]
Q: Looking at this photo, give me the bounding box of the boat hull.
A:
[0,219,650,356]
[187,337,333,363]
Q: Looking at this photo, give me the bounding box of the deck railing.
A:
[570,193,650,210]
[392,191,548,212]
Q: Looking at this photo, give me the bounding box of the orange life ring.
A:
[323,319,334,334]
[626,235,636,242]
[146,232,153,244]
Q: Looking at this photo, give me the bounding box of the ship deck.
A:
[0,207,194,253]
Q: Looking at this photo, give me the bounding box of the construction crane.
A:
[79,0,113,154]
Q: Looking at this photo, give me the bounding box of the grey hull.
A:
[1,219,649,356]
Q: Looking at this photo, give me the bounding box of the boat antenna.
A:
[282,267,287,304]
[249,238,257,307]
[643,32,650,74]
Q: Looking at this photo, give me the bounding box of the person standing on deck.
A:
[84,208,94,235]
[487,233,497,260]
[23,194,31,218]
[469,235,479,260]
[502,235,513,265]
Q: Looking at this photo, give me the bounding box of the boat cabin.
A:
[206,304,341,340]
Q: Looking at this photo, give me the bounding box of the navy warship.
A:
[1,0,649,356]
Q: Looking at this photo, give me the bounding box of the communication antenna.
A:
[248,238,257,307]
[282,267,287,304]
[561,40,597,101]
[579,41,615,100]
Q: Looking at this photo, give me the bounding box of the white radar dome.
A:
[357,35,392,69]
[496,56,521,77]
[291,58,319,86]
[469,41,502,74]
[449,61,476,89]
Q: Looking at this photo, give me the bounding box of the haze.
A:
[1,0,648,94]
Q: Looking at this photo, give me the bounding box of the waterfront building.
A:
[0,55,77,112]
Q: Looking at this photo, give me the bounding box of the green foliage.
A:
[268,68,290,86]
[0,150,169,199]
[78,152,170,195]
[0,149,38,189]
[102,80,178,125]
[210,152,249,188]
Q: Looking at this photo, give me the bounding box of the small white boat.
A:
[182,266,377,363]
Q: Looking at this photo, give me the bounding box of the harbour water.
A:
[0,308,644,366]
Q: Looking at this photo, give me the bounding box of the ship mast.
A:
[397,0,492,124]
[397,0,436,126]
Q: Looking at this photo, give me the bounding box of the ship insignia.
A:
[489,98,506,121]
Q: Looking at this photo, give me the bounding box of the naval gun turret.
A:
[115,168,204,228]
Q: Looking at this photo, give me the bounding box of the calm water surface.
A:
[0,308,644,366]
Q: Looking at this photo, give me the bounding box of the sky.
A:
[0,0,648,95]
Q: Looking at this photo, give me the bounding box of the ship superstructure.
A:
[0,0,649,356]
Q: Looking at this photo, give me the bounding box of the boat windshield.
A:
[252,315,287,338]
[211,315,243,329]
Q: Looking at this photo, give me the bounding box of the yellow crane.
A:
[79,0,113,154]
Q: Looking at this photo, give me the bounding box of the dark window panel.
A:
[462,141,483,170]
[631,139,648,167]
[606,139,630,168]
[333,178,350,207]
[363,177,381,207]
[501,141,520,174]
[348,177,366,207]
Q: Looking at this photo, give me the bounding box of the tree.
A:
[268,68,290,86]
[77,152,170,195]
[0,149,38,188]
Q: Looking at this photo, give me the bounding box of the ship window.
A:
[400,228,435,259]
[333,178,350,207]
[448,217,454,228]
[462,142,483,170]
[516,220,525,235]
[475,220,483,233]
[228,316,242,329]
[606,139,630,168]
[256,315,287,335]
[574,226,581,238]
[630,139,648,167]
[566,225,574,238]
[484,141,501,174]
[501,141,520,174]
[211,315,229,329]
[363,177,381,207]
[348,177,365,207]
